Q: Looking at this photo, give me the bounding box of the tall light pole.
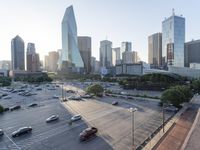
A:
[162,103,165,133]
[130,107,138,150]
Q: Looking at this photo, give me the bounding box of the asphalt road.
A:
[0,82,175,150]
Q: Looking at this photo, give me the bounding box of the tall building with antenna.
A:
[162,9,185,68]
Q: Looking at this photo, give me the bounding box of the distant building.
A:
[99,40,112,68]
[162,10,185,67]
[148,33,162,67]
[184,40,200,67]
[122,51,138,64]
[48,51,59,72]
[190,63,200,69]
[44,55,49,71]
[121,42,132,52]
[113,47,121,65]
[78,36,92,73]
[26,43,40,72]
[0,60,11,70]
[91,57,100,74]
[11,35,25,70]
[0,69,9,77]
[116,63,143,76]
[60,5,84,71]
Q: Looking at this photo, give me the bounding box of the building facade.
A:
[48,51,59,72]
[184,40,200,67]
[60,5,84,71]
[0,60,11,70]
[116,63,143,75]
[113,47,121,65]
[78,36,91,73]
[26,43,40,72]
[162,11,185,67]
[11,35,25,70]
[99,40,112,68]
[148,33,162,67]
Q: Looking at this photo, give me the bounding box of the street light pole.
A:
[130,107,137,150]
[162,103,165,133]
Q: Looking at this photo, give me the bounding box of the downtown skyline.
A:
[0,0,200,62]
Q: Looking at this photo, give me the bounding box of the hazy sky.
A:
[0,0,200,62]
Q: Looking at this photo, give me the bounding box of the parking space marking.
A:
[4,132,21,150]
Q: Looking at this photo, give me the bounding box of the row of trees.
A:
[0,77,11,86]
[14,74,52,83]
[118,73,185,91]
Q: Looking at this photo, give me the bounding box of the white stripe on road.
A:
[4,132,21,150]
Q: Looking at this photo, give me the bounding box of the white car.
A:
[71,114,82,122]
[46,115,59,123]
[53,95,59,99]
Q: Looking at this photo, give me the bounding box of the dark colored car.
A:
[10,105,21,111]
[112,101,118,105]
[4,107,9,112]
[28,103,38,107]
[0,129,4,136]
[12,127,32,137]
[79,127,98,141]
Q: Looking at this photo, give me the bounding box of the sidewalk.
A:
[154,106,198,150]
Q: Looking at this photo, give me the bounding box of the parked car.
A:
[46,115,59,123]
[165,106,178,112]
[28,103,38,107]
[2,93,8,97]
[66,90,75,93]
[81,94,93,99]
[79,127,98,141]
[71,114,82,122]
[0,129,4,136]
[68,96,82,100]
[4,107,9,112]
[10,105,21,111]
[53,95,59,99]
[112,101,118,105]
[12,127,32,137]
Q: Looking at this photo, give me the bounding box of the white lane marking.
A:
[4,132,21,150]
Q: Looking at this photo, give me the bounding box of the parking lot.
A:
[0,82,175,150]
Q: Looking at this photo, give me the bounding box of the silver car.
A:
[46,115,59,123]
[71,114,82,122]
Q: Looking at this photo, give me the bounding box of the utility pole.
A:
[130,107,137,150]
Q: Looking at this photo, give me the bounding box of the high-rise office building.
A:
[184,40,200,67]
[44,55,49,71]
[26,43,40,72]
[60,5,84,71]
[113,47,121,65]
[48,51,59,72]
[78,36,91,73]
[122,51,137,64]
[132,51,138,63]
[11,35,25,70]
[162,10,185,67]
[121,42,132,59]
[148,33,162,67]
[99,40,112,68]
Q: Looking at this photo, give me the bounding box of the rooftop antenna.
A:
[172,8,175,16]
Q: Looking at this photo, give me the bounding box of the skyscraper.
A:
[113,47,121,65]
[48,51,59,72]
[26,43,40,72]
[78,36,91,73]
[99,40,112,68]
[184,40,200,67]
[121,42,132,55]
[148,33,162,67]
[60,5,84,71]
[11,35,25,70]
[162,10,185,67]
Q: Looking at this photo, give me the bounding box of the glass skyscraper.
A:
[11,35,25,70]
[162,12,185,67]
[60,5,84,71]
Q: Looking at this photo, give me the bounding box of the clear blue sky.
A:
[0,0,200,62]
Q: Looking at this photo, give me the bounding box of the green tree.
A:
[172,85,193,102]
[0,104,4,113]
[161,88,184,108]
[86,84,104,96]
[191,80,200,94]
